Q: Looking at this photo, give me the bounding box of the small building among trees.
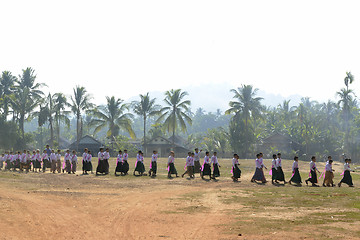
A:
[143,136,189,157]
[68,135,105,156]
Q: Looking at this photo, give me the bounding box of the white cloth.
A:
[71,154,77,163]
[232,158,239,168]
[210,155,218,165]
[82,152,88,161]
[325,161,333,172]
[116,154,122,163]
[272,159,277,170]
[151,154,158,162]
[255,158,266,169]
[20,153,27,163]
[50,153,57,162]
[56,153,61,161]
[194,152,201,162]
[309,161,318,171]
[64,153,71,161]
[41,153,48,161]
[292,161,298,172]
[104,152,110,159]
[344,163,352,171]
[122,153,128,162]
[276,158,282,168]
[98,152,104,161]
[203,156,210,164]
[168,156,175,164]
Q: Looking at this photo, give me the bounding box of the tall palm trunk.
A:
[143,114,147,156]
[172,107,175,149]
[76,112,81,151]
[49,116,54,148]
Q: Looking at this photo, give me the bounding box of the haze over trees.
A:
[0,68,359,161]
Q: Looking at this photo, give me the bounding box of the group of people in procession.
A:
[0,145,355,187]
[249,152,355,187]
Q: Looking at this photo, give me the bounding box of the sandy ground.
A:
[0,159,358,240]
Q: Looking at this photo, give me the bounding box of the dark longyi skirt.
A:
[252,168,266,182]
[34,160,41,168]
[271,168,278,181]
[134,161,145,173]
[168,162,177,174]
[276,167,285,181]
[122,161,129,173]
[115,161,123,173]
[151,161,157,174]
[340,170,353,186]
[213,163,220,177]
[202,163,211,176]
[194,161,201,173]
[84,161,92,171]
[104,159,109,173]
[96,160,107,174]
[65,160,71,173]
[290,168,302,183]
[307,170,318,184]
[232,165,241,179]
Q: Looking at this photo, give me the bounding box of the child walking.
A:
[251,153,267,183]
[71,150,78,174]
[289,156,302,185]
[210,152,220,179]
[201,152,212,180]
[148,150,158,177]
[305,156,320,187]
[231,154,241,181]
[182,152,194,178]
[275,153,286,184]
[134,151,145,176]
[338,159,354,187]
[271,154,278,184]
[167,151,178,178]
[115,150,123,176]
[322,156,335,187]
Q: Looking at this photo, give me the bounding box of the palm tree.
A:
[344,72,354,91]
[225,85,263,128]
[12,68,45,142]
[53,93,70,144]
[132,93,161,154]
[157,89,192,148]
[91,96,135,141]
[70,86,94,150]
[0,71,17,119]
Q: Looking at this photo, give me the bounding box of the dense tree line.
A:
[0,68,358,161]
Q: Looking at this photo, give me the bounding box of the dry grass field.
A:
[0,157,359,240]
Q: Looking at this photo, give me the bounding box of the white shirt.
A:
[122,153,128,161]
[310,161,318,171]
[64,153,71,161]
[117,154,122,163]
[344,163,352,171]
[98,152,104,161]
[194,152,201,162]
[276,158,282,168]
[0,156,4,162]
[255,158,266,169]
[203,156,210,164]
[272,159,277,170]
[210,155,219,165]
[104,152,110,159]
[56,153,61,161]
[292,161,298,172]
[87,154,92,162]
[325,161,333,172]
[4,154,8,161]
[71,154,78,163]
[20,153,27,163]
[185,156,192,167]
[168,156,175,164]
[232,158,239,168]
[41,153,48,160]
[35,153,41,160]
[151,154,158,162]
[82,152,88,162]
[50,153,57,162]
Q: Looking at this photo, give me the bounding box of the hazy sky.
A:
[1,0,360,110]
